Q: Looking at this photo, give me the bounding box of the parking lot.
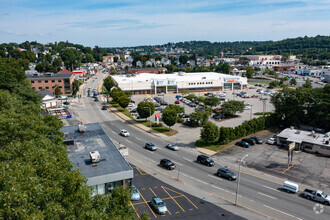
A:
[131,165,244,219]
[215,130,330,192]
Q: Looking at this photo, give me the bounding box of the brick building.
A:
[27,72,75,95]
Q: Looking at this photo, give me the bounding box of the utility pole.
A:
[143,107,152,132]
[235,154,248,206]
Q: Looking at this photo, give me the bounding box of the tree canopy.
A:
[221,100,244,116]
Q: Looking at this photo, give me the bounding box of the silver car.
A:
[120,129,130,137]
[166,143,179,151]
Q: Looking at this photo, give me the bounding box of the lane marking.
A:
[257,192,277,200]
[180,173,209,185]
[161,186,185,213]
[137,189,157,218]
[262,185,278,192]
[208,174,223,181]
[126,140,133,144]
[130,201,140,219]
[173,161,183,166]
[146,150,154,154]
[136,137,142,141]
[263,205,303,220]
[182,157,191,162]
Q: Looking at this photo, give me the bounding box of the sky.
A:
[0,0,329,47]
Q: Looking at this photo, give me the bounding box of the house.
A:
[136,60,143,68]
[61,123,134,196]
[38,90,57,109]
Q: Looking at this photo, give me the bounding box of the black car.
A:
[252,136,263,144]
[197,155,214,167]
[160,159,176,170]
[154,97,161,102]
[160,100,168,106]
[179,113,190,118]
[212,113,225,120]
[102,105,107,110]
[235,141,250,148]
[242,138,256,145]
[217,168,237,180]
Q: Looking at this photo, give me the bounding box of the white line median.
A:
[257,192,276,199]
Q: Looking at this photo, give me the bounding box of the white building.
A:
[111,72,248,95]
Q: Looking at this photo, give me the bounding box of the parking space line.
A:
[137,189,157,218]
[282,162,296,174]
[162,186,198,210]
[162,186,185,213]
[130,201,140,219]
[132,195,185,206]
[149,187,171,215]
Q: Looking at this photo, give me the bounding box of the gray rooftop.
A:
[277,128,330,147]
[27,72,73,79]
[61,123,133,186]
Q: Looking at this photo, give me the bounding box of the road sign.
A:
[155,113,160,118]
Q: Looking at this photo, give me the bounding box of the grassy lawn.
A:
[195,139,230,152]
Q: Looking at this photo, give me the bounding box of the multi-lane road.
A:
[66,71,329,220]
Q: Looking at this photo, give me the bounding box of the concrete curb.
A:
[196,147,218,156]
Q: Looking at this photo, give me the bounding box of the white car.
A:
[267,137,276,145]
[166,144,180,151]
[244,106,251,110]
[224,89,229,93]
[120,129,130,137]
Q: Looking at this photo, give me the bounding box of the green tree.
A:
[60,49,80,71]
[84,53,95,63]
[203,97,220,107]
[167,104,184,114]
[162,108,177,130]
[118,95,130,109]
[269,81,279,87]
[110,87,123,103]
[104,76,115,92]
[55,86,62,96]
[179,55,189,64]
[246,67,254,78]
[107,187,135,220]
[182,89,189,96]
[52,57,63,72]
[137,101,155,118]
[164,64,177,73]
[221,100,244,116]
[72,79,80,95]
[303,78,312,89]
[201,121,220,144]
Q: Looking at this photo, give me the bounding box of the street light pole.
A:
[143,107,151,132]
[250,105,253,120]
[235,154,248,206]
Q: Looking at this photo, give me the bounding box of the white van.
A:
[283,181,299,193]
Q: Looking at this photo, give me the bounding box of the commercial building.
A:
[277,127,330,156]
[111,72,248,95]
[27,72,75,95]
[61,123,133,196]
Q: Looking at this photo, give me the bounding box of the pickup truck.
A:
[303,189,330,205]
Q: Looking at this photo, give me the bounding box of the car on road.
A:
[102,105,107,110]
[145,142,158,151]
[160,158,176,170]
[150,197,168,214]
[252,136,263,144]
[242,138,256,145]
[166,143,179,151]
[303,189,330,205]
[217,168,237,180]
[235,141,250,148]
[120,129,130,137]
[267,137,276,145]
[197,155,214,167]
[131,185,140,201]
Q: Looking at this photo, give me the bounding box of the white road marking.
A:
[173,161,183,166]
[126,140,132,144]
[180,173,209,185]
[136,137,142,141]
[263,205,303,220]
[208,174,222,181]
[146,150,154,154]
[257,192,277,199]
[182,157,191,162]
[262,185,278,192]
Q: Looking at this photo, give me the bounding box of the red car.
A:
[242,95,250,98]
[251,95,259,98]
[175,100,180,104]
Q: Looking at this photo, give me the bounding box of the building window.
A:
[38,80,41,83]
[58,80,62,83]
[31,80,34,83]
[45,80,48,83]
[52,80,55,83]
[59,86,62,88]
[46,86,49,89]
[38,87,42,90]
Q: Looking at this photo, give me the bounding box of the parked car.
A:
[303,189,330,205]
[150,197,168,214]
[131,185,140,201]
[175,100,180,104]
[156,107,165,112]
[242,138,256,145]
[197,155,214,167]
[244,106,251,110]
[251,95,259,98]
[160,100,168,106]
[179,113,189,118]
[267,137,276,145]
[154,97,161,102]
[145,142,157,151]
[217,168,237,180]
[252,136,263,144]
[158,92,165,96]
[120,129,130,137]
[166,143,179,151]
[242,95,250,99]
[235,141,250,148]
[212,113,225,120]
[176,95,182,100]
[249,86,255,89]
[283,181,299,193]
[160,158,176,170]
[102,105,107,110]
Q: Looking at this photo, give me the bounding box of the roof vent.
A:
[78,122,86,133]
[89,151,100,163]
[311,130,316,137]
[325,132,330,137]
[290,126,294,130]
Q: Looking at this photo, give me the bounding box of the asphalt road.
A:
[65,72,330,220]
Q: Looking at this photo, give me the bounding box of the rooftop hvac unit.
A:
[78,122,86,133]
[89,151,100,163]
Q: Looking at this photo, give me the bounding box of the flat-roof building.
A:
[111,72,248,95]
[61,123,133,196]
